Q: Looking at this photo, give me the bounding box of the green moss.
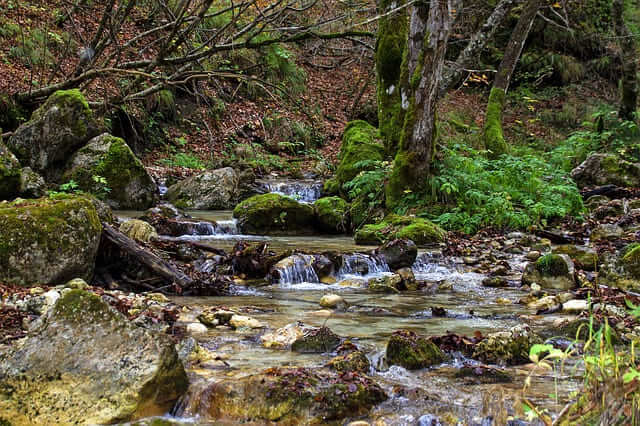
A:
[31,89,93,136]
[233,193,315,235]
[334,121,385,190]
[314,196,349,233]
[52,289,120,324]
[386,330,444,370]
[327,351,370,373]
[354,214,445,246]
[322,178,340,196]
[621,244,640,278]
[536,254,569,276]
[483,87,508,159]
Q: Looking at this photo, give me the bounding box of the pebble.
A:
[229,314,264,329]
[526,250,541,261]
[319,294,346,309]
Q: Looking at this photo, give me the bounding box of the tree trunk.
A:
[613,0,638,121]
[483,0,540,158]
[386,0,453,208]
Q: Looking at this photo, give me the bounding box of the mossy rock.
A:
[314,196,349,233]
[0,195,102,286]
[571,153,640,188]
[354,214,445,246]
[233,193,315,235]
[119,219,159,243]
[386,330,444,370]
[166,167,241,210]
[552,244,598,271]
[327,350,371,373]
[334,121,385,192]
[0,141,21,201]
[522,254,575,290]
[63,133,157,209]
[472,325,543,366]
[349,193,385,230]
[292,326,342,353]
[6,89,100,178]
[600,244,640,291]
[0,290,188,424]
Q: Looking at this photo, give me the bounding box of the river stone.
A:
[377,238,418,269]
[552,244,598,271]
[6,89,100,178]
[521,254,575,290]
[233,193,315,235]
[0,196,102,286]
[166,167,241,210]
[527,295,560,311]
[292,326,341,353]
[229,314,264,329]
[0,141,21,200]
[63,133,157,209]
[590,223,624,241]
[319,294,347,310]
[0,290,188,424]
[472,324,542,366]
[368,274,402,293]
[396,267,417,290]
[571,153,640,188]
[119,219,159,243]
[328,350,370,373]
[261,322,306,349]
[563,299,589,313]
[386,330,444,370]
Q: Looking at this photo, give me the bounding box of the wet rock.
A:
[454,365,512,384]
[0,290,188,424]
[562,299,589,313]
[233,193,315,235]
[0,141,21,200]
[590,223,624,241]
[328,350,371,373]
[552,244,598,271]
[571,153,640,188]
[378,238,418,269]
[368,274,402,293]
[598,243,640,291]
[6,89,100,178]
[0,196,102,286]
[166,167,243,210]
[229,314,264,329]
[482,276,509,288]
[197,308,235,327]
[472,325,542,365]
[314,196,350,233]
[187,322,209,334]
[521,254,575,290]
[270,254,319,284]
[527,295,560,312]
[119,218,159,242]
[396,267,418,290]
[320,294,347,310]
[191,366,386,423]
[355,214,445,246]
[526,250,541,261]
[261,322,306,349]
[312,254,335,279]
[386,329,445,370]
[292,326,341,353]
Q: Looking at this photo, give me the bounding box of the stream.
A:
[119,179,583,425]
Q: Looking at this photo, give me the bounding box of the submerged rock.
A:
[472,325,542,365]
[355,214,445,246]
[0,196,102,286]
[521,254,575,290]
[166,167,243,210]
[571,153,640,188]
[386,329,445,370]
[0,290,188,424]
[233,193,315,235]
[377,238,418,269]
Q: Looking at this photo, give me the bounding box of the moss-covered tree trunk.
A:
[483,0,541,158]
[376,0,408,155]
[385,0,453,208]
[613,0,638,121]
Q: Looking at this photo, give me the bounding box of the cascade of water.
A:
[257,179,323,204]
[213,219,238,235]
[274,254,319,285]
[337,253,390,278]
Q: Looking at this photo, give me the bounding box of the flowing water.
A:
[256,178,323,203]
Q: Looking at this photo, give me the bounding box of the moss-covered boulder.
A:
[189,367,386,423]
[314,196,350,233]
[0,141,21,200]
[166,167,243,210]
[328,350,371,373]
[354,214,446,246]
[599,243,640,291]
[0,196,102,286]
[368,273,402,293]
[472,325,543,366]
[521,253,575,290]
[6,89,100,177]
[552,244,598,271]
[386,330,444,370]
[333,121,385,191]
[291,326,342,353]
[571,153,640,188]
[63,133,157,209]
[233,193,315,235]
[120,219,159,243]
[0,290,188,424]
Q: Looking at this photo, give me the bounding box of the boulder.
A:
[368,274,402,293]
[292,326,342,353]
[386,330,444,370]
[166,167,242,210]
[18,167,46,198]
[571,153,640,188]
[0,290,188,424]
[314,196,350,233]
[6,89,100,177]
[229,314,264,329]
[355,214,445,246]
[0,141,21,200]
[119,219,159,243]
[319,294,347,310]
[63,133,156,209]
[233,193,315,235]
[377,238,417,269]
[472,325,542,366]
[521,254,575,290]
[328,350,370,373]
[0,196,102,286]
[552,244,598,271]
[590,223,624,242]
[396,267,418,290]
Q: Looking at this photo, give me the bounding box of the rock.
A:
[312,254,335,278]
[314,196,350,233]
[119,219,159,242]
[6,89,100,178]
[0,290,188,424]
[368,274,402,293]
[599,243,640,291]
[472,325,542,365]
[63,133,157,209]
[292,326,341,353]
[320,294,347,310]
[18,167,46,198]
[233,193,315,235]
[454,365,512,384]
[187,322,209,334]
[0,141,21,200]
[527,295,560,311]
[482,276,509,288]
[65,278,89,290]
[521,254,575,290]
[590,223,624,241]
[197,309,235,327]
[562,299,589,313]
[166,167,243,210]
[378,238,418,269]
[525,250,541,261]
[189,366,386,423]
[229,314,264,329]
[261,322,306,349]
[552,244,598,271]
[584,195,610,210]
[328,350,370,373]
[571,153,640,188]
[386,330,444,370]
[592,199,624,220]
[355,214,445,246]
[0,196,102,286]
[396,267,417,290]
[530,282,542,295]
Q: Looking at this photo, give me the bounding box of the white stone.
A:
[187,322,209,334]
[562,299,589,313]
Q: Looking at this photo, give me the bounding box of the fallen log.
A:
[580,185,631,199]
[101,223,193,289]
[534,229,581,245]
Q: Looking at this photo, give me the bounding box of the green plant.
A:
[91,174,111,199]
[160,152,205,170]
[48,180,80,198]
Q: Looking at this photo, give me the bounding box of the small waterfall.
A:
[338,253,390,278]
[272,254,319,285]
[412,252,444,274]
[257,179,323,204]
[213,219,238,235]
